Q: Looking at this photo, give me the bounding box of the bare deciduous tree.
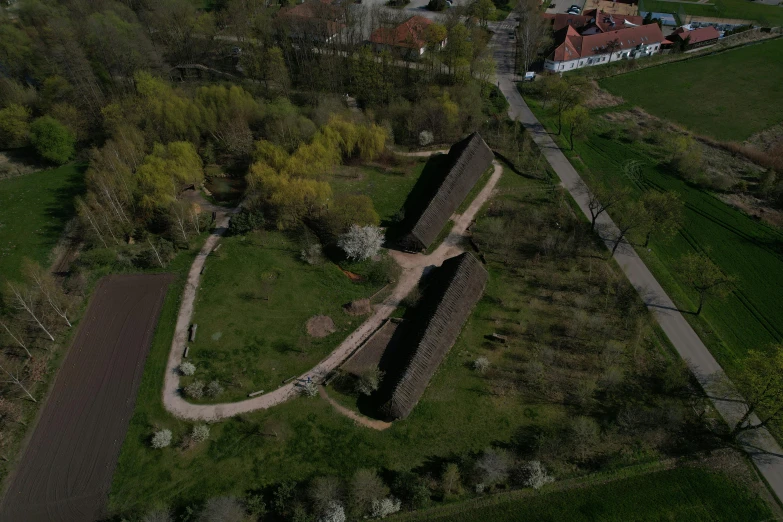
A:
[24,260,71,327]
[0,361,36,402]
[5,282,54,341]
[0,320,31,358]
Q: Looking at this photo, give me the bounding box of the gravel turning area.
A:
[0,274,174,522]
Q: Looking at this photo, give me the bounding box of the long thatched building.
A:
[379,252,488,420]
[399,133,494,252]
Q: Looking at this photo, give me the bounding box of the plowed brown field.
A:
[0,274,173,522]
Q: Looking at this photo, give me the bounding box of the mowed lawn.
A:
[600,38,783,141]
[188,231,389,401]
[397,468,773,522]
[0,165,85,280]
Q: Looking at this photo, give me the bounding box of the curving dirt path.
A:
[161,160,503,421]
[318,386,392,430]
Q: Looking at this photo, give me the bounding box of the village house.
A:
[545,23,665,72]
[278,0,346,44]
[667,25,721,50]
[369,16,446,58]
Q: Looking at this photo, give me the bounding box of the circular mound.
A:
[306,315,336,338]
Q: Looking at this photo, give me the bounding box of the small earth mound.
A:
[344,299,372,316]
[306,315,336,337]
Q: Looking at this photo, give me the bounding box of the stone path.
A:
[161,159,503,422]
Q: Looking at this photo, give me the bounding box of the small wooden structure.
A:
[189,324,198,342]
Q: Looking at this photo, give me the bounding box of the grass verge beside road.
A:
[599,38,783,141]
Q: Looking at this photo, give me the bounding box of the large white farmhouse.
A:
[545,23,666,72]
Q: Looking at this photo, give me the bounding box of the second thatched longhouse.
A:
[378,252,488,420]
[398,133,494,252]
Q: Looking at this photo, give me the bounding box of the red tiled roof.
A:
[671,26,720,44]
[370,15,433,50]
[551,10,643,32]
[550,23,665,61]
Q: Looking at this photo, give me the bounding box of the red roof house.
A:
[668,26,720,49]
[370,16,444,57]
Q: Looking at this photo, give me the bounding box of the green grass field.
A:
[0,165,85,280]
[641,0,783,26]
[187,231,392,401]
[600,38,783,141]
[397,467,773,521]
[525,98,783,425]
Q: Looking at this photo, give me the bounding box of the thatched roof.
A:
[399,133,494,252]
[380,252,488,419]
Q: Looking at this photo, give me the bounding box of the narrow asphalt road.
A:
[490,28,783,501]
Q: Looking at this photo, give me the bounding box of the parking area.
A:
[545,0,586,15]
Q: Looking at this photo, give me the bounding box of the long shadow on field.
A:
[43,165,86,240]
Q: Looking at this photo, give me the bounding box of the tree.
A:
[0,104,31,148]
[326,195,380,236]
[570,416,600,459]
[605,38,622,62]
[338,225,384,261]
[151,429,173,448]
[309,476,343,514]
[23,259,72,328]
[562,105,589,150]
[609,200,650,256]
[5,281,54,341]
[515,0,552,73]
[474,448,509,486]
[371,497,401,518]
[472,0,496,27]
[179,362,196,376]
[29,115,75,164]
[207,380,224,397]
[137,142,204,214]
[473,356,490,373]
[676,253,734,315]
[184,380,205,398]
[731,348,783,436]
[640,191,684,247]
[356,366,384,396]
[584,183,628,232]
[197,496,245,522]
[318,501,346,522]
[551,77,586,135]
[349,469,389,517]
[0,320,31,358]
[0,361,36,402]
[443,25,473,80]
[441,463,462,495]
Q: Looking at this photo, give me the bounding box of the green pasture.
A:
[187,231,391,401]
[397,467,773,522]
[640,0,783,27]
[525,98,783,407]
[0,165,85,280]
[600,38,783,141]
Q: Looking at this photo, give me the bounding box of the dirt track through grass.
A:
[0,274,173,522]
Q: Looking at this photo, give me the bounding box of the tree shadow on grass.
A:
[42,164,87,240]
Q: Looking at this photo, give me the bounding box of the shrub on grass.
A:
[192,424,210,443]
[30,115,75,164]
[349,469,389,517]
[179,362,196,376]
[519,461,554,490]
[440,463,462,496]
[184,380,205,399]
[229,206,265,235]
[197,496,245,522]
[318,501,346,522]
[419,130,434,145]
[473,356,490,374]
[300,242,324,265]
[392,471,430,509]
[371,497,401,518]
[301,381,318,397]
[356,367,384,396]
[309,476,343,514]
[151,429,173,449]
[207,380,224,397]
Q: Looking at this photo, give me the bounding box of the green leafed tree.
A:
[731,347,783,436]
[676,252,734,315]
[562,105,589,151]
[0,104,31,148]
[29,115,76,164]
[640,190,684,247]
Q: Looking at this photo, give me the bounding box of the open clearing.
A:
[0,164,85,279]
[600,38,783,141]
[0,274,173,522]
[397,467,773,521]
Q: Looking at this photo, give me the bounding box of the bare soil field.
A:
[0,274,174,522]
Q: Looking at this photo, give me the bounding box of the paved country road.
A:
[489,27,783,502]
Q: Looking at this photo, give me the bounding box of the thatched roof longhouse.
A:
[399,133,494,252]
[380,252,488,419]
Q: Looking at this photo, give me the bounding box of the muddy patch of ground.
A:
[584,81,624,110]
[717,192,783,228]
[306,315,336,338]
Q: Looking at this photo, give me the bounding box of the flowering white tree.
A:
[318,501,346,522]
[419,130,434,147]
[301,381,318,397]
[151,429,173,449]
[179,362,196,376]
[184,380,205,399]
[473,357,490,374]
[371,497,401,519]
[192,424,210,443]
[338,225,384,261]
[207,380,224,397]
[521,460,554,489]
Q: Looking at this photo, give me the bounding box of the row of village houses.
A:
[277,0,722,70]
[543,10,721,72]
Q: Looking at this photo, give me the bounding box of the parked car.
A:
[567,4,581,13]
[524,71,536,82]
